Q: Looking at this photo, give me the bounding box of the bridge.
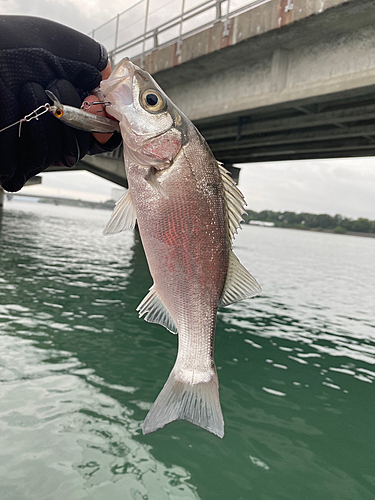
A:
[4,192,115,210]
[132,0,375,165]
[72,0,375,187]
[2,0,374,206]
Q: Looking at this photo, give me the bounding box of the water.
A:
[0,201,374,500]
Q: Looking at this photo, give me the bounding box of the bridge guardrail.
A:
[89,0,270,64]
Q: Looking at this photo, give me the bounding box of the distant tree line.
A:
[243,209,375,234]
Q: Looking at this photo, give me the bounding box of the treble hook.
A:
[80,101,111,110]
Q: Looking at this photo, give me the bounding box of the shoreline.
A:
[246,224,375,239]
[313,228,375,238]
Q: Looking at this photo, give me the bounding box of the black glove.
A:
[0,15,121,192]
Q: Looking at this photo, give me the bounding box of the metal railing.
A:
[89,0,270,64]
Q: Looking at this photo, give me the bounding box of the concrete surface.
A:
[132,0,375,163]
[44,0,375,185]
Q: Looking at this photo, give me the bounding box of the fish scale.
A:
[101,58,261,437]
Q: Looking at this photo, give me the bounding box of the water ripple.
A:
[1,203,374,500]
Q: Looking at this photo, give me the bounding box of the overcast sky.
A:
[2,0,375,220]
[1,0,123,35]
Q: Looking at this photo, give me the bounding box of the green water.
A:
[0,201,374,500]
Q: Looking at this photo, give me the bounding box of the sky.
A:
[1,0,124,35]
[2,0,375,220]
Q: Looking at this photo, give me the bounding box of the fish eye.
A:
[146,93,158,106]
[141,89,165,113]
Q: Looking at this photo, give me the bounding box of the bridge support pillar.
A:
[0,187,4,208]
[223,163,241,185]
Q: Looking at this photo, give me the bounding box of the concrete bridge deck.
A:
[133,0,375,164]
[46,0,375,187]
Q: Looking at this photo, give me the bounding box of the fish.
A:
[100,58,261,438]
[45,90,120,133]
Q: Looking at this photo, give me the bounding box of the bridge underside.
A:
[196,87,375,164]
[47,153,128,188]
[47,83,375,185]
[47,0,375,187]
[138,0,375,164]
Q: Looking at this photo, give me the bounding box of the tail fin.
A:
[142,367,224,438]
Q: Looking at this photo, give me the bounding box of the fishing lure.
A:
[46,90,120,133]
[0,92,120,137]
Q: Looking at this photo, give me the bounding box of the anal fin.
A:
[219,250,262,307]
[137,286,177,334]
[103,190,137,235]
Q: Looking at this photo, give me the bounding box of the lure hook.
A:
[80,100,112,110]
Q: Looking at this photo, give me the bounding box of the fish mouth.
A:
[100,59,136,105]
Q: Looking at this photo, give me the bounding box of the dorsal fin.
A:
[218,163,246,245]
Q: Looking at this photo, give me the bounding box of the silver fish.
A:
[101,59,261,438]
[45,90,120,133]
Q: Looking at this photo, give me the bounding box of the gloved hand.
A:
[0,15,121,192]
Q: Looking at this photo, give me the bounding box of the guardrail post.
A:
[153,28,159,49]
[109,52,115,69]
[175,0,186,57]
[215,0,224,22]
[143,0,150,55]
[114,14,120,54]
[222,0,230,36]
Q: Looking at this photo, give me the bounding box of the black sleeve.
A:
[0,16,121,192]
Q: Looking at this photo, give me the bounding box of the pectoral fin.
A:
[219,250,262,307]
[145,167,169,199]
[137,286,177,334]
[102,190,137,235]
